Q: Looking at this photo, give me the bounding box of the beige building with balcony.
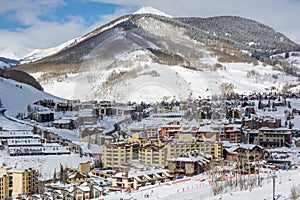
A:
[0,167,38,199]
[102,135,222,169]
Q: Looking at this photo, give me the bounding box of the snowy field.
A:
[0,77,64,117]
[0,151,91,180]
[101,169,300,200]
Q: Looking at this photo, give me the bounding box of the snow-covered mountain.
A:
[15,13,300,102]
[0,45,32,61]
[0,38,78,67]
[0,6,171,64]
[134,6,172,18]
[0,57,20,69]
[19,38,79,64]
[0,76,64,117]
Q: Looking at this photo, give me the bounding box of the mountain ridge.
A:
[12,13,300,101]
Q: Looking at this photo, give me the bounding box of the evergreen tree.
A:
[285,52,290,59]
[27,104,32,113]
[53,169,57,183]
[60,163,66,184]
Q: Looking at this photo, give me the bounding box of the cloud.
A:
[0,0,88,58]
[0,16,87,59]
[0,0,65,25]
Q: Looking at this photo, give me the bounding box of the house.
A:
[91,185,104,199]
[66,172,87,184]
[111,106,135,116]
[53,118,76,130]
[31,110,54,123]
[111,167,171,189]
[34,99,55,109]
[43,183,105,200]
[76,109,97,126]
[167,150,211,176]
[79,125,103,139]
[55,102,74,112]
[74,186,90,200]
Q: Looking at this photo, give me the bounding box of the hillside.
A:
[179,16,299,55]
[0,77,63,117]
[14,14,300,102]
[0,68,43,91]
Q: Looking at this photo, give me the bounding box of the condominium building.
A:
[257,127,292,148]
[103,136,222,169]
[0,167,38,199]
[0,174,8,199]
[102,141,139,169]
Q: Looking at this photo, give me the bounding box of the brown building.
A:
[159,121,181,138]
[223,143,265,162]
[243,117,281,130]
[167,150,211,176]
[31,110,54,123]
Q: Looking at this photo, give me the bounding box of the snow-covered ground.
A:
[32,59,300,103]
[0,77,64,117]
[100,168,300,200]
[27,35,299,104]
[0,151,91,180]
[0,115,32,130]
[134,6,173,18]
[20,38,78,64]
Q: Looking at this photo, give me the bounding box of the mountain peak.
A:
[134,6,172,18]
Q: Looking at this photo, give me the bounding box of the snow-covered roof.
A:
[113,168,170,180]
[78,109,94,117]
[93,185,103,191]
[223,141,263,153]
[9,143,70,155]
[111,106,135,111]
[77,186,90,192]
[0,130,39,138]
[8,168,26,173]
[42,127,80,142]
[7,138,41,146]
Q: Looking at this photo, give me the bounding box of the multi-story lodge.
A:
[256,127,292,148]
[0,167,38,199]
[243,117,281,130]
[102,135,222,169]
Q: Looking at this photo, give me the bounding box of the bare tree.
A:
[290,185,300,200]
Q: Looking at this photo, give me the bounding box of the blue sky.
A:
[0,0,300,59]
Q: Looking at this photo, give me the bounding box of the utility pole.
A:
[272,171,277,200]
